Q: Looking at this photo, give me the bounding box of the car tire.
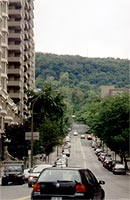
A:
[1,179,8,186]
[28,183,32,187]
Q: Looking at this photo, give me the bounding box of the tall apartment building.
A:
[8,0,35,122]
[0,0,35,157]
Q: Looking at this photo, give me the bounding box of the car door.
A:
[82,169,103,199]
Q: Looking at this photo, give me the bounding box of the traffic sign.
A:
[25,132,39,140]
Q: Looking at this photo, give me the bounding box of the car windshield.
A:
[32,165,51,173]
[5,165,22,172]
[38,169,81,182]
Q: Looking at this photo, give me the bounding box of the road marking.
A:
[79,139,87,168]
[14,196,30,200]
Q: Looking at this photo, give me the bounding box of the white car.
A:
[63,141,71,149]
[80,134,85,139]
[62,148,70,157]
[55,158,67,168]
[73,131,78,136]
[65,136,71,142]
[54,154,68,167]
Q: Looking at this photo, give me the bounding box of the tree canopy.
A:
[35,53,130,89]
[78,93,130,167]
[5,84,67,160]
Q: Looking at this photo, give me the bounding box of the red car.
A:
[87,134,92,140]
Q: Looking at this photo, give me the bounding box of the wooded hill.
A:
[35,52,130,89]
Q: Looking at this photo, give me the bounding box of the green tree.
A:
[5,123,29,160]
[91,93,130,169]
[27,84,66,156]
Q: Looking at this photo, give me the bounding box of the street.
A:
[0,126,130,200]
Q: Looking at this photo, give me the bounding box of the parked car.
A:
[80,134,85,139]
[62,148,70,157]
[28,164,52,187]
[54,154,68,167]
[98,152,107,162]
[91,140,96,148]
[31,167,105,200]
[104,160,121,171]
[64,135,71,142]
[1,161,25,185]
[62,141,71,150]
[102,156,113,170]
[54,158,67,168]
[112,163,126,175]
[95,148,103,155]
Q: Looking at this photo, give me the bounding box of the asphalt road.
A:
[0,127,130,200]
[69,133,130,200]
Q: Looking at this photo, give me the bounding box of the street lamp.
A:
[30,93,42,167]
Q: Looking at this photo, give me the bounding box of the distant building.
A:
[100,86,130,98]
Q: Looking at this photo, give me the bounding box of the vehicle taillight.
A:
[76,184,86,193]
[33,183,40,192]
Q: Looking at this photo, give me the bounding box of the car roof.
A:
[33,164,52,167]
[46,167,89,171]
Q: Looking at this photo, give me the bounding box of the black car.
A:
[1,164,25,185]
[31,167,105,200]
[102,156,113,169]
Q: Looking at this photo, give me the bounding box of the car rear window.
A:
[115,164,125,169]
[38,169,81,182]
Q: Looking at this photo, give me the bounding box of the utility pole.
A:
[30,94,42,167]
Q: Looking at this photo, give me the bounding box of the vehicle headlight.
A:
[28,176,34,180]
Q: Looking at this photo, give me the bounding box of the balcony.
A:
[7,68,22,75]
[8,21,23,29]
[8,33,23,40]
[8,80,21,87]
[9,9,23,17]
[9,44,23,52]
[8,56,23,63]
[9,92,21,99]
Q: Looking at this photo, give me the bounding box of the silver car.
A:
[28,164,52,187]
[112,163,126,175]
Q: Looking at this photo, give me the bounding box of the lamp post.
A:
[30,94,42,167]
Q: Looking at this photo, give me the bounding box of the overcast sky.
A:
[34,0,130,59]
